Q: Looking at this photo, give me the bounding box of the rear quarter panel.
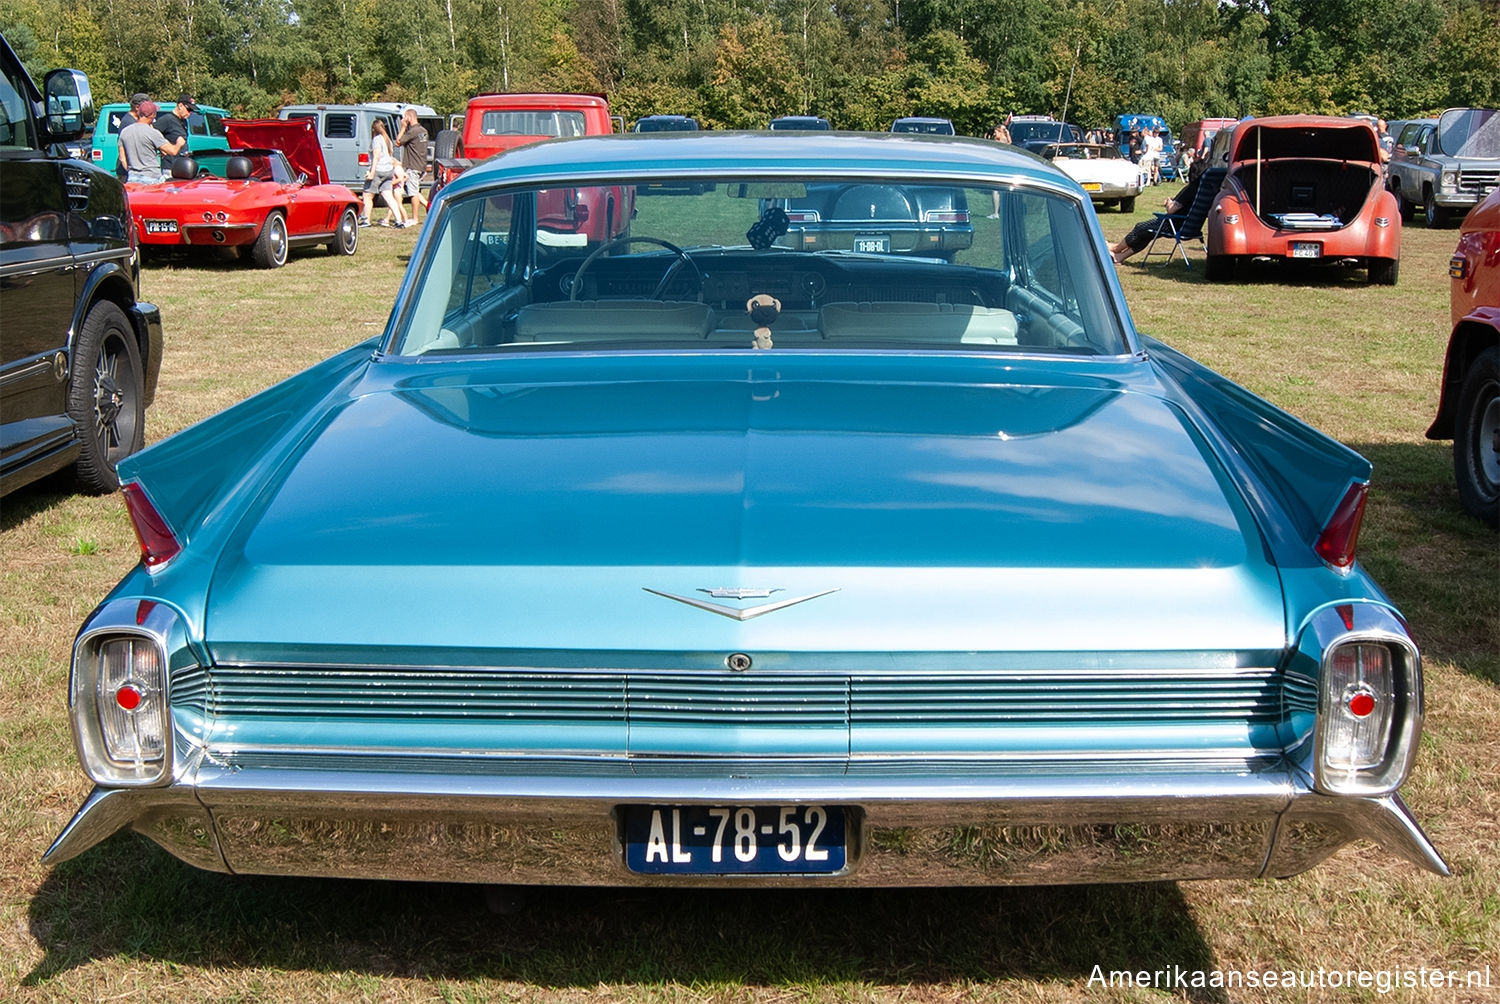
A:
[1143,334,1371,565]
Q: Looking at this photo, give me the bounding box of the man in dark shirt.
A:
[394,108,430,224]
[154,93,197,173]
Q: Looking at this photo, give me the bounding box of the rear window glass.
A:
[480,110,587,138]
[390,175,1127,359]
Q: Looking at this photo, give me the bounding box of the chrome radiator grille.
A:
[188,665,1292,726]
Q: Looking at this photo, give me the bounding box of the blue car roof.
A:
[444,132,1070,195]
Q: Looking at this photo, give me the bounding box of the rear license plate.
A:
[853,234,890,253]
[1081,182,1103,192]
[1290,241,1321,259]
[624,805,847,875]
[144,219,179,234]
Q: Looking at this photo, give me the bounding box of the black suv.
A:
[1,34,162,496]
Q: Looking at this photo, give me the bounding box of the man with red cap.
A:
[118,100,179,184]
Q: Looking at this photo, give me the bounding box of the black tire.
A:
[434,129,460,161]
[1424,190,1450,228]
[1119,196,1136,213]
[67,301,145,494]
[328,205,359,256]
[1453,345,1499,527]
[1392,184,1413,222]
[1367,257,1399,285]
[251,211,288,268]
[1204,254,1234,281]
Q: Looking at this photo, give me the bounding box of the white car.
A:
[1041,142,1143,212]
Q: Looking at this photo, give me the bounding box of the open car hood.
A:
[1230,116,1381,165]
[226,117,331,185]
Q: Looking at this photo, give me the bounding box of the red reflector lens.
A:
[1314,482,1368,569]
[121,483,182,568]
[1348,691,1376,718]
[116,684,143,711]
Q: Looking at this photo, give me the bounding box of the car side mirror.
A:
[297,172,309,185]
[42,69,93,143]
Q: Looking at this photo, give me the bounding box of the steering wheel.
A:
[568,235,703,301]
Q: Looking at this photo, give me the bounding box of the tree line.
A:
[3,0,1496,136]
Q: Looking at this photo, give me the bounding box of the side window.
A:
[1015,191,1062,299]
[204,112,226,138]
[0,65,36,150]
[396,191,527,353]
[324,114,356,139]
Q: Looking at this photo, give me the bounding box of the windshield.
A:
[391,174,1127,358]
[193,151,292,184]
[1010,121,1079,144]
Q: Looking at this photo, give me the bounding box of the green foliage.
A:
[2,0,1495,122]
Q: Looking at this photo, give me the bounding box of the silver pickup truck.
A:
[1387,108,1500,227]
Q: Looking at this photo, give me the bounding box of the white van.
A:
[276,103,439,189]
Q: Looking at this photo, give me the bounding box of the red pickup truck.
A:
[434,93,631,244]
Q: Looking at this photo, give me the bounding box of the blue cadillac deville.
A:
[47,133,1447,887]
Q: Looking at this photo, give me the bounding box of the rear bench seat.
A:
[819,301,1019,345]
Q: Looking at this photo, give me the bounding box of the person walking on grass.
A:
[360,118,407,227]
[395,108,430,225]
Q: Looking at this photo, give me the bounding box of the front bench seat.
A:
[819,301,1019,345]
[513,300,713,343]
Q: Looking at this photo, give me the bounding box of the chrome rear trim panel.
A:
[44,763,1448,884]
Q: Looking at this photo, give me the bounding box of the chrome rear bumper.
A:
[45,760,1448,886]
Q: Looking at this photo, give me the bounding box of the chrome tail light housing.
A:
[1294,604,1422,796]
[70,598,190,786]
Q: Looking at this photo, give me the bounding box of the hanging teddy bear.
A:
[746,293,781,349]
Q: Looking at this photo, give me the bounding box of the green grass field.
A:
[2,194,1496,1002]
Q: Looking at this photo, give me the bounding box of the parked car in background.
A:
[276,103,400,190]
[1428,186,1500,526]
[1386,109,1499,227]
[768,115,831,130]
[432,93,630,245]
[45,132,1445,892]
[890,117,954,135]
[90,100,229,174]
[124,119,361,268]
[1,34,162,497]
[1007,114,1081,152]
[634,114,699,132]
[1038,141,1141,211]
[1205,115,1400,284]
[1180,117,1241,159]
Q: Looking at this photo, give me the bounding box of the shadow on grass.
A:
[0,471,89,530]
[1352,440,1499,686]
[1123,256,1385,288]
[26,834,1228,999]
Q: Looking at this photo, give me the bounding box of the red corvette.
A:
[125,119,361,268]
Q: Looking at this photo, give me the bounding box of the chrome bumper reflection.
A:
[45,762,1448,886]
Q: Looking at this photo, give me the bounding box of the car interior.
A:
[396,180,1125,357]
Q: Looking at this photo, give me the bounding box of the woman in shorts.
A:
[360,119,407,227]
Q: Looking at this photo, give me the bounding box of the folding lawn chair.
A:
[1141,167,1226,268]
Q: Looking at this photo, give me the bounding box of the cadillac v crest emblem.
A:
[644,587,839,621]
